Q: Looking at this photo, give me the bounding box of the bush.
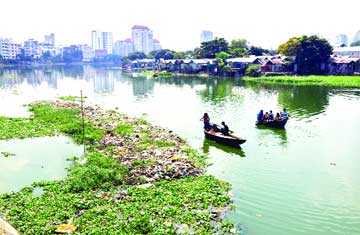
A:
[245,64,261,77]
[66,152,128,192]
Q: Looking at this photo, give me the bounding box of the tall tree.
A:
[278,35,333,75]
[127,52,146,61]
[229,39,248,57]
[198,38,229,58]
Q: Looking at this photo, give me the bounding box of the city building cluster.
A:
[0,25,163,62]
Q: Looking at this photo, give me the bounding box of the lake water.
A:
[0,66,359,235]
[0,136,83,193]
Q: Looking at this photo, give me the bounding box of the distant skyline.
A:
[0,0,359,50]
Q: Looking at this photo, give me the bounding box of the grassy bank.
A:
[0,101,235,234]
[243,75,360,88]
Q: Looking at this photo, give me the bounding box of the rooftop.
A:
[132,25,150,30]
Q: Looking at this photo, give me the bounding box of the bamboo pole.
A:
[80,90,86,156]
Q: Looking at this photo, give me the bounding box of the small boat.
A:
[256,118,288,129]
[204,130,246,148]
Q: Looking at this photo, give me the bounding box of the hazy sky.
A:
[0,0,359,50]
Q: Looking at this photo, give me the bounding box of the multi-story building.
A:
[153,39,162,51]
[44,33,55,46]
[201,30,214,43]
[80,44,95,62]
[91,30,104,51]
[0,38,21,60]
[131,25,154,54]
[353,30,360,43]
[91,31,113,55]
[102,32,113,54]
[335,34,348,47]
[23,39,41,58]
[113,39,134,57]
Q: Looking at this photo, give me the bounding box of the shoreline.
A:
[0,99,235,234]
[243,75,360,88]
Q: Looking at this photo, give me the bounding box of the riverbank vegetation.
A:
[243,75,360,88]
[0,101,235,234]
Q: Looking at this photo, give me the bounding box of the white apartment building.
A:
[153,39,161,51]
[201,30,214,43]
[0,38,21,60]
[131,25,154,54]
[23,39,41,58]
[80,44,95,62]
[353,30,360,43]
[102,32,113,54]
[91,30,104,50]
[113,39,134,57]
[44,33,55,46]
[91,31,113,55]
[335,34,348,47]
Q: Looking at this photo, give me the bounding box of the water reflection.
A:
[132,77,155,98]
[256,125,288,146]
[277,86,329,118]
[202,139,246,157]
[244,83,330,119]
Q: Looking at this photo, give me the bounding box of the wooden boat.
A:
[204,130,246,148]
[256,118,288,129]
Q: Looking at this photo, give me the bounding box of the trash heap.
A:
[53,100,203,185]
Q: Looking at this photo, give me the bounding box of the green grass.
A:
[114,122,134,136]
[243,75,360,88]
[0,102,234,234]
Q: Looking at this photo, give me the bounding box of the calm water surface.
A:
[0,66,359,235]
[0,136,83,193]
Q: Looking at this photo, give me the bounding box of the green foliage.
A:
[67,152,128,192]
[228,39,249,57]
[245,64,261,77]
[149,49,175,60]
[127,52,147,61]
[115,122,134,136]
[197,38,229,58]
[249,46,270,56]
[278,35,333,75]
[350,40,360,47]
[0,175,231,234]
[0,103,234,234]
[243,75,360,88]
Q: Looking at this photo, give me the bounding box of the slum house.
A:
[226,57,263,76]
[261,57,289,73]
[131,59,156,70]
[328,56,360,75]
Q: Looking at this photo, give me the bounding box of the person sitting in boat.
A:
[212,123,220,132]
[269,110,274,121]
[257,110,264,122]
[200,113,211,130]
[220,121,230,136]
[275,112,281,121]
[263,112,269,122]
[280,108,289,120]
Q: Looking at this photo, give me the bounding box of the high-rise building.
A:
[113,39,134,57]
[353,30,360,43]
[131,25,154,54]
[80,44,95,62]
[201,30,214,43]
[102,32,113,54]
[91,30,104,50]
[44,33,55,46]
[335,34,348,47]
[23,39,41,58]
[91,31,113,55]
[153,39,162,51]
[0,38,21,60]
